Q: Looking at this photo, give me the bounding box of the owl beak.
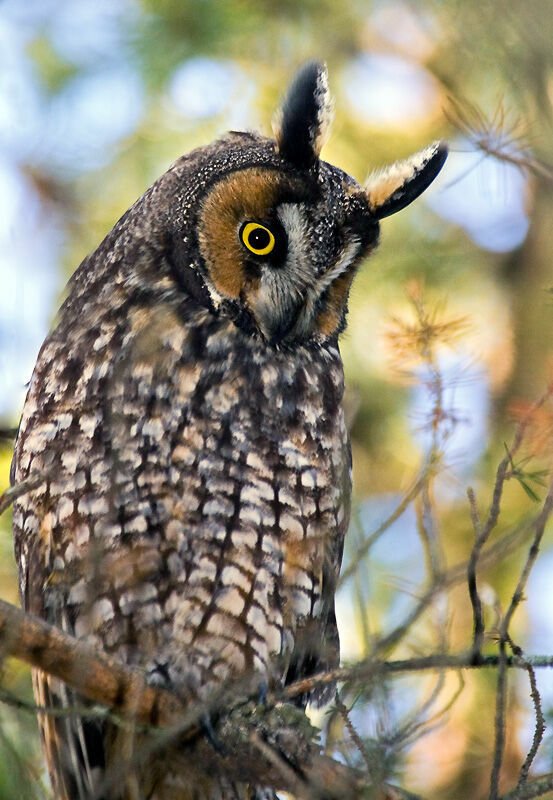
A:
[364,141,448,219]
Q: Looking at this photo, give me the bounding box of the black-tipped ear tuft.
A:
[273,61,333,168]
[365,141,448,219]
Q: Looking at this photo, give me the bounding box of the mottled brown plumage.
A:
[11,62,447,800]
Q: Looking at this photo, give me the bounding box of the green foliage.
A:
[504,444,550,504]
[26,36,78,92]
[0,668,44,800]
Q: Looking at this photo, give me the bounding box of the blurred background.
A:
[0,1,552,797]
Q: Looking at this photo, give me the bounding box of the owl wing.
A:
[284,458,350,707]
[11,296,233,800]
[12,337,112,800]
[10,291,174,798]
[13,474,106,800]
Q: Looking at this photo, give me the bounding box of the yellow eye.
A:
[240,222,275,256]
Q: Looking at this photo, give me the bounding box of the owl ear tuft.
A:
[365,141,448,219]
[273,61,334,168]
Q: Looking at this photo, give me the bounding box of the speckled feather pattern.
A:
[14,299,350,672]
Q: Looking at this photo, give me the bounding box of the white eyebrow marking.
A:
[287,239,361,340]
[276,203,314,292]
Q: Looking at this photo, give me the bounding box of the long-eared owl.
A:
[11,62,447,800]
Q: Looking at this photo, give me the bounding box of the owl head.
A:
[101,62,446,347]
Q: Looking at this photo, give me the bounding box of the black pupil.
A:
[249,227,271,250]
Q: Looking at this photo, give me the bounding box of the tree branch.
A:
[0,598,371,797]
[0,597,181,727]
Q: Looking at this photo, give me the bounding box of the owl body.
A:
[12,64,447,799]
[14,298,350,681]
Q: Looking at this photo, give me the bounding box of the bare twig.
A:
[249,731,314,800]
[0,686,112,722]
[491,474,553,799]
[467,486,486,657]
[467,383,553,668]
[0,474,46,516]
[0,426,18,443]
[483,382,552,537]
[283,652,553,703]
[0,597,181,727]
[338,472,428,587]
[386,670,465,753]
[501,476,553,639]
[445,94,553,181]
[500,771,553,800]
[373,511,538,658]
[383,786,427,800]
[416,483,444,585]
[335,693,375,776]
[490,635,508,800]
[517,658,546,787]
